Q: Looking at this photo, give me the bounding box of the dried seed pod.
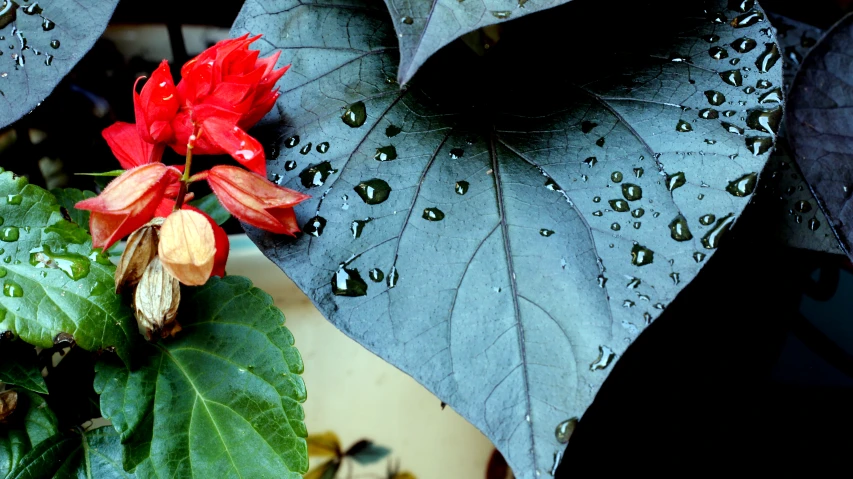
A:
[114,218,164,293]
[134,257,181,340]
[0,390,18,423]
[158,209,215,286]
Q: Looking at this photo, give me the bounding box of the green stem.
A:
[174,126,200,211]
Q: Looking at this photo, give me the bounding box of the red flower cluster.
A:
[77,34,309,283]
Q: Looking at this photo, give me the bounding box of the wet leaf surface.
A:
[0,0,121,128]
[51,187,95,232]
[94,276,308,478]
[233,0,782,475]
[787,12,853,259]
[0,172,135,365]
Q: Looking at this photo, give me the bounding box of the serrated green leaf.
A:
[51,188,96,233]
[0,390,59,477]
[0,170,136,366]
[95,276,308,477]
[6,427,133,479]
[189,194,232,226]
[0,340,47,394]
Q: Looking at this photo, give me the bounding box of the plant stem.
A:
[174,125,200,211]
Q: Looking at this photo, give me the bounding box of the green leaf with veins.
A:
[0,390,59,477]
[51,188,96,233]
[0,171,136,365]
[233,0,782,475]
[6,427,133,479]
[0,340,47,394]
[95,276,308,477]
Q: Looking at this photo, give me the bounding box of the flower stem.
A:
[174,125,201,211]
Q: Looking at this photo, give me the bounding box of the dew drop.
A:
[449,148,464,159]
[795,200,811,213]
[592,196,601,203]
[422,207,445,221]
[6,194,21,205]
[719,69,743,87]
[284,135,300,148]
[808,217,821,231]
[611,171,623,183]
[41,18,54,31]
[0,227,18,242]
[701,214,735,249]
[385,124,401,137]
[609,199,630,212]
[341,101,367,128]
[704,90,726,106]
[694,251,707,262]
[581,121,597,133]
[631,208,644,218]
[589,345,615,371]
[610,223,621,231]
[666,172,686,191]
[491,10,511,18]
[670,272,681,285]
[2,279,22,297]
[387,266,399,288]
[369,268,384,282]
[303,216,327,237]
[699,214,716,226]
[583,157,598,168]
[759,88,782,104]
[721,122,745,135]
[49,39,59,49]
[669,215,693,242]
[676,120,693,132]
[28,246,90,280]
[299,162,337,188]
[699,108,719,120]
[316,142,330,154]
[597,275,607,288]
[596,137,605,147]
[726,172,757,197]
[555,418,579,444]
[730,10,764,28]
[455,180,469,195]
[631,244,654,266]
[708,46,728,60]
[354,179,392,205]
[755,43,781,73]
[401,15,413,24]
[331,266,368,297]
[621,183,642,201]
[374,145,397,162]
[702,34,720,43]
[731,37,757,53]
[728,0,754,12]
[284,160,297,171]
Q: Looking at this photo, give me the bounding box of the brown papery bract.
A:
[134,257,181,340]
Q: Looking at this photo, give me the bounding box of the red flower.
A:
[134,60,179,144]
[102,122,164,169]
[155,199,230,279]
[76,164,181,250]
[206,165,309,236]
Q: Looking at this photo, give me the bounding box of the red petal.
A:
[201,118,266,176]
[137,60,179,143]
[102,122,164,169]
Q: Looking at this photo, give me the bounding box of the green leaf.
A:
[233,0,782,475]
[0,170,136,365]
[51,188,96,233]
[345,440,390,465]
[6,427,133,479]
[189,194,232,226]
[0,340,47,394]
[95,276,308,477]
[0,390,59,477]
[75,170,126,177]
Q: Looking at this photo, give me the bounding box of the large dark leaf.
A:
[0,173,136,365]
[787,12,853,258]
[0,0,120,128]
[6,427,133,478]
[0,390,59,477]
[94,276,308,478]
[384,0,570,85]
[0,339,46,393]
[234,0,782,475]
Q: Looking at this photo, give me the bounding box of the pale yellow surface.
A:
[226,237,495,479]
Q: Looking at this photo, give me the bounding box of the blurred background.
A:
[3,0,853,477]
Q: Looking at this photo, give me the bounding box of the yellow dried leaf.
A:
[158,209,215,286]
[306,431,342,457]
[134,257,181,340]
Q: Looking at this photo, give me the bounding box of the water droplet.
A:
[284,135,299,148]
[369,268,384,282]
[41,17,54,31]
[709,12,727,24]
[555,418,579,444]
[387,266,399,288]
[704,90,726,106]
[756,79,772,89]
[669,215,693,242]
[719,69,743,87]
[666,172,686,191]
[694,252,707,262]
[623,300,635,308]
[303,216,327,237]
[421,207,445,221]
[670,272,681,285]
[631,244,654,266]
[491,10,511,18]
[747,107,783,134]
[631,208,644,218]
[794,200,812,213]
[808,217,821,231]
[610,223,621,231]
[583,157,598,168]
[621,183,642,201]
[0,266,5,278]
[721,122,744,135]
[284,160,297,171]
[6,194,21,205]
[611,171,623,183]
[596,137,605,147]
[354,179,392,205]
[701,214,735,249]
[401,15,413,24]
[597,275,607,288]
[351,218,371,238]
[759,88,782,104]
[449,148,464,159]
[675,120,693,132]
[374,145,397,162]
[730,10,764,28]
[731,37,757,53]
[0,227,18,242]
[592,210,603,217]
[592,196,601,203]
[702,34,720,43]
[723,110,737,117]
[581,121,597,133]
[709,46,728,60]
[729,0,755,12]
[626,277,641,289]
[29,246,90,280]
[455,180,469,195]
[699,214,716,225]
[332,266,368,297]
[633,167,644,178]
[699,108,719,119]
[21,2,41,15]
[341,101,367,128]
[299,161,337,188]
[609,199,630,212]
[316,142,330,154]
[755,42,780,73]
[2,279,22,297]
[745,136,774,156]
[589,345,616,371]
[726,173,757,197]
[743,86,756,94]
[385,124,401,137]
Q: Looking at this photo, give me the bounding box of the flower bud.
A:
[158,209,216,286]
[0,390,17,423]
[114,218,164,294]
[134,257,181,340]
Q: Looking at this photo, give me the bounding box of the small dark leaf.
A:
[345,439,391,465]
[6,427,133,478]
[189,193,232,226]
[50,188,96,232]
[234,0,781,475]
[94,276,308,477]
[0,339,46,394]
[787,12,853,259]
[0,0,121,128]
